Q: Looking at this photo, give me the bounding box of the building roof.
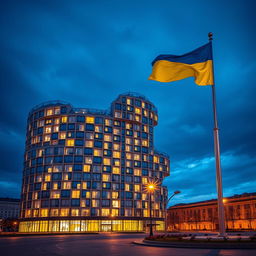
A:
[0,198,20,203]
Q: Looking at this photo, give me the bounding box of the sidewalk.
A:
[133,239,256,249]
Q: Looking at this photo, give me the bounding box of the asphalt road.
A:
[0,233,255,256]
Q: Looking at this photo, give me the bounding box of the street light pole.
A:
[165,190,181,234]
[149,191,153,236]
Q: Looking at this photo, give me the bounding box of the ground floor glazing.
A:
[19,219,165,232]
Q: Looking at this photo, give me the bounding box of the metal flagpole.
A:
[208,32,226,236]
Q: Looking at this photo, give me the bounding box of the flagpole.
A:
[208,32,226,237]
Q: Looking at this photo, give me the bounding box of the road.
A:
[0,233,255,256]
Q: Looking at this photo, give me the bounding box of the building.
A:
[167,192,256,231]
[19,92,170,232]
[0,198,20,219]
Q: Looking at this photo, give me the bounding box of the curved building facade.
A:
[19,93,170,232]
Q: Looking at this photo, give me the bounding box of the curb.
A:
[132,240,256,249]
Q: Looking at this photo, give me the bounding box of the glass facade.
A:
[19,93,170,232]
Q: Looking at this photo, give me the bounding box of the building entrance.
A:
[101,224,112,232]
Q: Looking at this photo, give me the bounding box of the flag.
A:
[149,42,214,86]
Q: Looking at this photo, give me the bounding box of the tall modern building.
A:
[19,93,170,232]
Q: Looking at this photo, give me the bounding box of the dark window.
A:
[95,117,103,124]
[94,141,102,148]
[77,116,85,122]
[61,190,71,198]
[76,131,84,138]
[68,124,75,130]
[84,148,93,155]
[71,199,80,206]
[86,124,94,131]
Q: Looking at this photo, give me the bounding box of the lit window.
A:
[135,107,141,114]
[125,184,130,191]
[103,158,111,165]
[135,115,140,122]
[60,208,69,216]
[134,185,141,192]
[112,192,119,199]
[92,200,100,207]
[46,109,53,116]
[83,164,91,172]
[72,190,80,198]
[126,153,132,159]
[95,126,102,132]
[45,119,52,125]
[85,157,92,164]
[113,143,120,150]
[126,98,131,105]
[45,127,52,133]
[65,165,73,172]
[66,139,74,146]
[126,160,132,167]
[104,135,112,142]
[134,169,141,176]
[113,128,120,135]
[61,116,67,123]
[142,177,148,184]
[54,118,60,124]
[40,209,49,217]
[125,145,132,152]
[111,209,119,216]
[113,151,120,158]
[134,139,140,145]
[143,210,148,217]
[53,125,59,132]
[59,132,66,139]
[112,200,120,208]
[142,193,147,200]
[105,119,112,126]
[154,156,159,163]
[101,209,110,216]
[126,138,132,144]
[44,135,51,142]
[50,209,59,217]
[63,182,71,189]
[51,191,60,198]
[113,159,120,166]
[142,101,145,108]
[142,140,148,146]
[85,141,93,147]
[71,209,80,216]
[114,111,121,118]
[126,123,132,129]
[78,124,84,131]
[54,107,60,114]
[112,167,120,174]
[134,154,140,160]
[94,149,102,156]
[86,116,94,124]
[82,182,87,189]
[102,174,110,182]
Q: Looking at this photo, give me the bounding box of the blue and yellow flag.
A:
[149,42,214,86]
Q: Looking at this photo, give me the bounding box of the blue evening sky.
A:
[0,0,255,205]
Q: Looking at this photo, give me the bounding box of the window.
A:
[86,116,94,124]
[112,192,119,199]
[85,141,93,147]
[112,200,120,208]
[94,149,102,156]
[83,164,91,172]
[113,151,120,158]
[60,208,69,216]
[103,158,111,165]
[112,167,120,174]
[66,139,74,146]
[104,135,112,142]
[72,190,80,198]
[102,174,110,182]
[61,116,67,123]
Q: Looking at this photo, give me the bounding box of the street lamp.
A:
[165,190,181,234]
[145,179,159,237]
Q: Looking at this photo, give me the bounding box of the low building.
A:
[167,192,256,231]
[0,198,20,219]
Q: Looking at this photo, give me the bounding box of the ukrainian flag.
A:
[149,42,214,86]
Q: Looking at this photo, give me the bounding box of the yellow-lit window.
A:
[78,124,84,131]
[105,119,111,126]
[126,138,132,144]
[53,125,59,132]
[84,191,90,198]
[92,191,100,198]
[71,209,80,216]
[126,123,132,129]
[104,142,109,149]
[143,126,148,132]
[82,182,87,189]
[102,174,110,182]
[46,109,53,116]
[113,159,120,166]
[53,182,58,190]
[155,115,158,122]
[44,135,51,142]
[112,200,120,208]
[143,210,148,217]
[125,184,130,191]
[65,165,73,172]
[134,154,140,160]
[40,209,49,217]
[134,139,140,145]
[94,149,102,156]
[126,160,132,167]
[126,98,131,105]
[50,209,59,217]
[60,208,69,216]
[34,200,40,208]
[125,145,132,152]
[38,120,44,127]
[134,184,141,192]
[63,182,71,189]
[86,116,94,123]
[135,115,140,122]
[25,209,32,218]
[66,139,74,146]
[111,209,119,216]
[134,169,141,176]
[33,192,38,200]
[103,158,111,165]
[85,141,93,147]
[92,200,100,207]
[142,177,148,184]
[72,190,80,198]
[85,157,92,164]
[51,191,60,198]
[104,135,112,142]
[42,183,47,190]
[102,209,110,216]
[135,107,141,114]
[45,119,52,125]
[113,143,120,150]
[112,167,120,174]
[59,132,66,139]
[142,193,147,200]
[33,209,39,217]
[45,127,52,133]
[113,151,120,158]
[126,153,132,159]
[142,140,148,146]
[54,118,60,124]
[143,155,148,161]
[154,156,159,163]
[61,116,67,123]
[81,209,90,216]
[83,164,91,172]
[113,128,120,135]
[143,110,148,116]
[142,101,145,108]
[44,174,51,181]
[112,191,119,199]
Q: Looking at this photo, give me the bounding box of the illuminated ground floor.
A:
[19,219,165,233]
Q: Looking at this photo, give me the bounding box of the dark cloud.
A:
[0,0,255,201]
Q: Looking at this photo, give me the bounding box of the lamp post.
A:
[165,190,181,234]
[145,180,159,237]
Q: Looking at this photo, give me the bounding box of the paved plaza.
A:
[0,233,255,256]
